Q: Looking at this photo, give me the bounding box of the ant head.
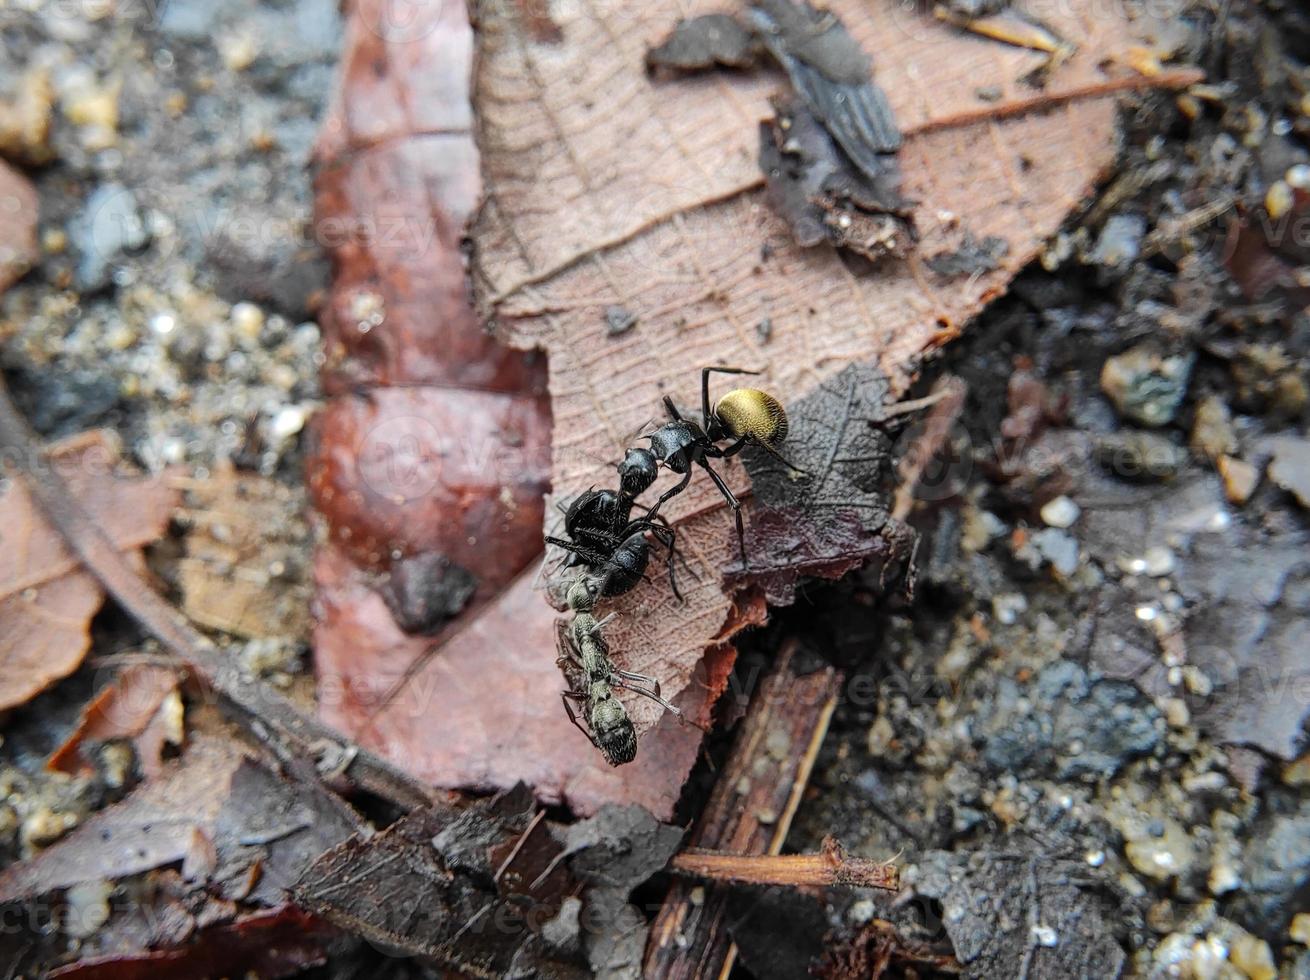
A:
[617,447,659,496]
[565,576,599,613]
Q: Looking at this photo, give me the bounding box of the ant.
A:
[546,447,683,599]
[644,367,809,565]
[555,575,679,765]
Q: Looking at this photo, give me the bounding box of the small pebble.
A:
[992,593,1027,625]
[1217,455,1259,505]
[1089,213,1146,268]
[64,880,113,940]
[1190,395,1238,460]
[1100,346,1193,427]
[604,305,637,336]
[1040,495,1079,528]
[1290,912,1310,946]
[1230,933,1276,980]
[1265,180,1295,221]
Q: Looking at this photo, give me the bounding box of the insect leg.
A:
[612,672,682,716]
[702,366,761,430]
[560,691,598,747]
[644,467,692,523]
[545,536,609,567]
[697,457,747,567]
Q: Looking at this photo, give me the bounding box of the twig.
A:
[893,376,968,521]
[0,373,440,814]
[671,836,899,891]
[905,67,1205,136]
[644,640,842,978]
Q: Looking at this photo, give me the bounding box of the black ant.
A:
[644,367,808,565]
[546,447,683,599]
[555,575,679,766]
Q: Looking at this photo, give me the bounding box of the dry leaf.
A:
[45,905,335,980]
[314,546,718,817]
[0,431,178,712]
[46,664,182,779]
[293,785,578,974]
[0,733,246,902]
[469,0,1144,736]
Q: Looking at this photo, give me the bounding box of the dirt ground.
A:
[1,0,1309,977]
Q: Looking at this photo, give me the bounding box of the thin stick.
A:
[0,374,439,813]
[644,641,843,978]
[904,67,1205,136]
[670,837,899,891]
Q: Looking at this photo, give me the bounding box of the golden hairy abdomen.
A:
[714,388,789,446]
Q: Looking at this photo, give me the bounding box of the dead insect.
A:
[546,448,683,598]
[556,576,679,766]
[645,366,809,564]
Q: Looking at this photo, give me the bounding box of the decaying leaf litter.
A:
[329,0,1194,813]
[2,0,1310,974]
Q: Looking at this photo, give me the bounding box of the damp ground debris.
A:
[0,0,1309,978]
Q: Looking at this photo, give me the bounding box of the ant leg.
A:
[717,433,810,476]
[648,523,683,602]
[697,458,747,568]
[611,673,682,716]
[545,537,609,567]
[757,440,812,476]
[644,467,692,523]
[662,395,684,422]
[702,366,761,430]
[560,691,597,746]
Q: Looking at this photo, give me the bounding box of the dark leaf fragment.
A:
[750,0,902,174]
[646,14,759,73]
[912,850,1126,979]
[927,233,1011,278]
[562,805,683,980]
[294,785,579,976]
[735,363,917,604]
[46,906,336,980]
[210,759,360,906]
[726,886,830,980]
[760,98,912,262]
[378,551,477,635]
[817,918,961,979]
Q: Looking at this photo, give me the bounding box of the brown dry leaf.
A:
[0,431,178,712]
[176,462,312,641]
[46,664,182,779]
[0,732,246,902]
[0,158,37,292]
[469,0,1152,734]
[314,545,721,817]
[308,0,730,817]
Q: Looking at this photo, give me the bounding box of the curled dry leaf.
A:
[46,664,182,780]
[0,430,178,713]
[0,733,246,902]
